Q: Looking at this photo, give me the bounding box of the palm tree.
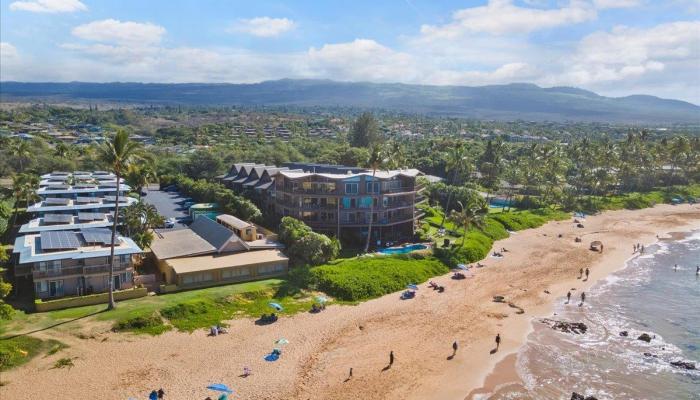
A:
[9,140,31,172]
[449,200,485,247]
[54,142,72,158]
[439,143,469,229]
[364,145,386,253]
[98,130,143,310]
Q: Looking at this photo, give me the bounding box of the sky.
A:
[1,0,699,103]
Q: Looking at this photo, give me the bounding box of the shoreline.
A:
[464,215,700,400]
[1,204,699,400]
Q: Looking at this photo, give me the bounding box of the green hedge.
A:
[309,254,449,301]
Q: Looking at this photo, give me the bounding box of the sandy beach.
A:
[2,204,699,400]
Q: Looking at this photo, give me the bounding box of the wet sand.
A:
[2,204,699,400]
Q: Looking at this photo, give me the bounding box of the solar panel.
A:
[74,184,97,189]
[81,228,113,245]
[46,184,69,190]
[44,198,71,205]
[43,214,73,225]
[75,197,99,204]
[77,212,107,221]
[104,195,118,202]
[40,231,81,250]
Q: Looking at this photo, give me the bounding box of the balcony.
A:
[33,263,130,279]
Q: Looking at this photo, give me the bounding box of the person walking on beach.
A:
[696,265,699,275]
[674,264,678,271]
[389,351,394,367]
[495,334,501,351]
[580,292,586,305]
[640,245,644,254]
[452,341,458,357]
[566,291,571,304]
[157,388,165,399]
[585,268,590,280]
[578,268,583,279]
[348,367,353,380]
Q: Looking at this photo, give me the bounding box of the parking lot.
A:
[142,184,191,230]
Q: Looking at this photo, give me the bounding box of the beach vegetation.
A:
[279,217,340,266]
[112,313,171,335]
[0,336,64,371]
[308,254,449,301]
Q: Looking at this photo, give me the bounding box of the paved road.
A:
[141,185,191,230]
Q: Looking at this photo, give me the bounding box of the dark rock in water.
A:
[571,393,585,400]
[585,397,599,400]
[643,352,653,357]
[493,296,505,303]
[619,331,628,337]
[638,333,652,343]
[670,361,696,370]
[542,319,588,334]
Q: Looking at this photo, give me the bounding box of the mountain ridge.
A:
[1,79,698,123]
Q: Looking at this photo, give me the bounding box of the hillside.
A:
[1,80,698,123]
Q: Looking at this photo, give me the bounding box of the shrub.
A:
[479,217,509,240]
[113,314,171,335]
[0,336,61,371]
[309,255,449,301]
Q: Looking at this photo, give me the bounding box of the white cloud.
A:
[419,0,597,38]
[9,0,86,13]
[72,19,166,45]
[593,0,642,9]
[307,39,417,81]
[228,17,296,37]
[1,42,19,59]
[552,21,700,85]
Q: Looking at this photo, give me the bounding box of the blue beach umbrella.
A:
[315,295,328,303]
[206,383,233,393]
[268,302,284,311]
[406,283,418,290]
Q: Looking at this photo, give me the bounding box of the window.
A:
[119,255,130,264]
[366,182,380,193]
[258,264,286,274]
[35,281,48,293]
[182,272,213,285]
[245,228,252,236]
[345,183,358,194]
[222,267,251,279]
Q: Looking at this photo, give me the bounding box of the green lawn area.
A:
[309,254,449,302]
[0,279,320,337]
[0,336,65,371]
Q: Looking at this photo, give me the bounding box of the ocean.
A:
[488,231,700,400]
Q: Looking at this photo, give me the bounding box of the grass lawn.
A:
[0,279,319,337]
[0,336,65,371]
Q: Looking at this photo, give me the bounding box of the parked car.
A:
[164,218,176,228]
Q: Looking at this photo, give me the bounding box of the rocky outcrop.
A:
[571,393,598,400]
[541,319,588,334]
[637,333,652,343]
[670,361,696,370]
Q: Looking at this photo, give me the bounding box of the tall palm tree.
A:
[439,143,469,229]
[449,200,485,247]
[364,145,386,253]
[9,140,31,172]
[98,130,143,310]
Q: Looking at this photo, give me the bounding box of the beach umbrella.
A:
[276,338,289,345]
[206,383,233,393]
[268,302,284,311]
[315,295,328,303]
[406,283,418,290]
[456,264,469,271]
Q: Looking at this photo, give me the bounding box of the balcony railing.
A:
[33,263,130,279]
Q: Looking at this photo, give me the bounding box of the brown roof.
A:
[166,249,288,275]
[150,229,215,260]
[216,214,254,230]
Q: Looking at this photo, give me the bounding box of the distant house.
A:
[150,216,287,290]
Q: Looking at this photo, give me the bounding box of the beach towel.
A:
[265,353,280,362]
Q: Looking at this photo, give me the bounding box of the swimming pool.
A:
[378,244,428,254]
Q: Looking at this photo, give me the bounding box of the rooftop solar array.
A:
[44,198,71,205]
[40,231,82,250]
[77,212,107,221]
[81,228,113,245]
[75,197,100,204]
[51,171,70,176]
[43,214,73,225]
[103,195,119,202]
[93,171,111,175]
[74,184,98,189]
[46,184,70,190]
